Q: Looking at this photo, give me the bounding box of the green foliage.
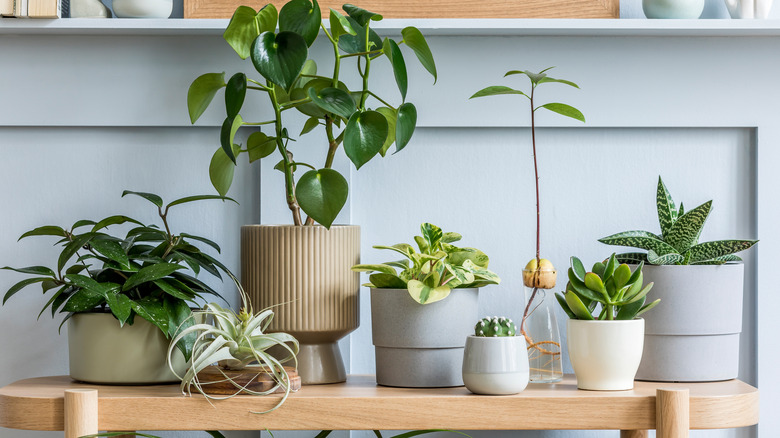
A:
[2,191,238,361]
[352,223,500,304]
[599,176,758,265]
[474,316,517,337]
[188,1,437,229]
[556,254,660,321]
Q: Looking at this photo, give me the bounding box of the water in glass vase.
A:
[522,285,563,383]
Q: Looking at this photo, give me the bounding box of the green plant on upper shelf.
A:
[351,223,500,304]
[599,176,758,265]
[167,285,298,412]
[556,254,660,321]
[1,191,236,360]
[474,316,517,337]
[188,0,437,228]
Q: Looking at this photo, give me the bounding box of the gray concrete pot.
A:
[635,263,744,382]
[371,287,478,387]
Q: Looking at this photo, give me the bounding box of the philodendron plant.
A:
[351,223,500,304]
[188,0,437,228]
[474,316,517,337]
[1,191,236,360]
[599,176,758,265]
[556,254,660,320]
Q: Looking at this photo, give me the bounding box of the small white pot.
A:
[567,319,644,391]
[112,0,172,18]
[462,335,529,395]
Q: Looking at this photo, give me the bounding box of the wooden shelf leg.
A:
[64,389,98,438]
[656,388,690,438]
[621,431,648,438]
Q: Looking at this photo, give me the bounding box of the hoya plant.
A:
[599,176,758,265]
[556,254,660,320]
[351,223,500,304]
[188,1,437,228]
[1,191,236,360]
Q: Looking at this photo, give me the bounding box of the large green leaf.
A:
[58,233,97,273]
[223,5,278,59]
[1,266,55,277]
[91,215,143,233]
[395,103,416,154]
[166,194,237,209]
[338,17,382,53]
[225,72,247,119]
[209,144,241,196]
[130,297,169,336]
[219,115,243,164]
[251,31,309,92]
[401,27,436,83]
[691,254,743,265]
[564,291,594,320]
[538,103,585,122]
[18,225,67,240]
[376,107,397,157]
[598,230,678,255]
[89,239,130,269]
[62,289,104,312]
[329,8,356,39]
[187,73,226,124]
[665,200,711,253]
[656,176,677,240]
[407,279,450,304]
[647,249,685,265]
[615,252,649,264]
[470,86,527,99]
[538,76,580,88]
[295,168,348,228]
[123,263,185,292]
[121,190,163,208]
[307,87,356,120]
[351,264,397,275]
[689,239,758,263]
[3,277,48,304]
[165,297,195,360]
[279,0,321,47]
[105,292,132,326]
[344,110,388,169]
[247,132,277,163]
[343,4,382,25]
[383,38,408,101]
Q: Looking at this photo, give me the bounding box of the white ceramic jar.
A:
[462,335,529,395]
[112,0,172,18]
[643,0,705,18]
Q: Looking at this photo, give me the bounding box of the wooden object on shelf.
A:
[184,0,620,19]
[0,374,758,434]
[620,431,649,438]
[195,366,301,395]
[657,389,690,438]
[63,389,97,438]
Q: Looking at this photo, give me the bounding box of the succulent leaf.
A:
[570,256,586,282]
[564,291,594,320]
[647,250,685,265]
[598,230,678,255]
[656,176,677,240]
[615,252,648,264]
[612,264,632,289]
[689,240,758,263]
[556,293,577,319]
[665,200,711,253]
[691,254,742,265]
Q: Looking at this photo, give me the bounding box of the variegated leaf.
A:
[598,230,677,255]
[689,239,758,263]
[647,249,684,265]
[614,252,648,264]
[656,177,677,240]
[665,200,711,253]
[691,254,743,265]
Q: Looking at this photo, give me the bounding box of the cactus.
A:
[556,254,660,321]
[474,316,517,337]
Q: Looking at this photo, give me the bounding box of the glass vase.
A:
[522,274,563,383]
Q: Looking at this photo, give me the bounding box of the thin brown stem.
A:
[530,86,540,262]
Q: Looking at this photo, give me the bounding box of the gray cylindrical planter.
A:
[371,287,478,387]
[635,264,744,382]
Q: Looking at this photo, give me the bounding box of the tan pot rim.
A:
[241,224,358,228]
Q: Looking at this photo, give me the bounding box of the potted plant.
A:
[187,0,437,384]
[462,316,528,395]
[556,254,659,391]
[471,67,584,382]
[598,176,758,382]
[352,223,500,387]
[2,191,235,384]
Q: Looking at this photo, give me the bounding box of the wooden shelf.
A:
[0,375,759,432]
[2,18,780,36]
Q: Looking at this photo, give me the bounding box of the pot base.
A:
[297,342,346,384]
[376,346,464,387]
[635,333,739,382]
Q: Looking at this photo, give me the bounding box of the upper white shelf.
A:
[3,18,780,36]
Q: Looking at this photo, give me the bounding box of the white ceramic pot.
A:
[567,319,645,391]
[643,0,705,18]
[462,335,529,395]
[112,0,172,18]
[725,0,773,18]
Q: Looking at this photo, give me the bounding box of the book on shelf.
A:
[0,0,14,17]
[28,0,66,17]
[13,0,28,17]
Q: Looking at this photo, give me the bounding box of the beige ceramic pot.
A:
[68,312,187,384]
[241,225,360,384]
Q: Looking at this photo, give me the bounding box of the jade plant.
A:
[351,223,500,304]
[475,316,517,337]
[1,191,236,360]
[188,0,437,228]
[556,254,660,320]
[599,176,758,265]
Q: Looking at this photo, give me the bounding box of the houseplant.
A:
[2,191,236,384]
[556,254,658,390]
[353,223,500,387]
[599,176,757,381]
[462,316,529,395]
[470,67,585,382]
[187,0,437,384]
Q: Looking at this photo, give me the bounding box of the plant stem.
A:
[530,86,540,263]
[359,24,372,109]
[324,117,339,168]
[269,84,302,226]
[367,91,394,109]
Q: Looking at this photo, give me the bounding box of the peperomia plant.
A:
[599,176,758,265]
[556,254,659,320]
[188,1,437,228]
[1,191,236,360]
[351,223,500,304]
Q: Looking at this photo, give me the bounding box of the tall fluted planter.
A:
[241,225,360,384]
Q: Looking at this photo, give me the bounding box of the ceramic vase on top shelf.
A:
[522,268,563,383]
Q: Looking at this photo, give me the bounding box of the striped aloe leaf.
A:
[615,252,648,264]
[656,177,677,240]
[598,230,678,256]
[648,249,685,265]
[692,254,743,265]
[665,200,711,253]
[689,240,758,263]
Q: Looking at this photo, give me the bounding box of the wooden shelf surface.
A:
[0,375,759,432]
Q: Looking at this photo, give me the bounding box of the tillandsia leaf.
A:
[210,144,241,196]
[247,132,277,163]
[279,0,321,47]
[394,103,417,154]
[220,115,243,164]
[647,249,684,265]
[329,8,356,39]
[615,252,649,264]
[665,200,711,253]
[656,176,678,240]
[187,73,226,124]
[376,107,397,156]
[18,225,68,240]
[223,5,278,59]
[537,103,585,123]
[225,73,247,119]
[401,27,437,83]
[368,273,407,288]
[691,254,743,265]
[121,190,164,208]
[689,239,758,263]
[307,87,356,120]
[296,168,349,229]
[251,31,309,92]
[598,230,677,255]
[344,110,388,169]
[384,38,408,101]
[407,279,450,304]
[470,86,527,99]
[564,291,594,320]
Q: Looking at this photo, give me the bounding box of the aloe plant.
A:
[556,254,659,320]
[599,176,758,265]
[351,223,500,304]
[188,1,437,228]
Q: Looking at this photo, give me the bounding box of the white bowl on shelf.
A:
[112,0,172,18]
